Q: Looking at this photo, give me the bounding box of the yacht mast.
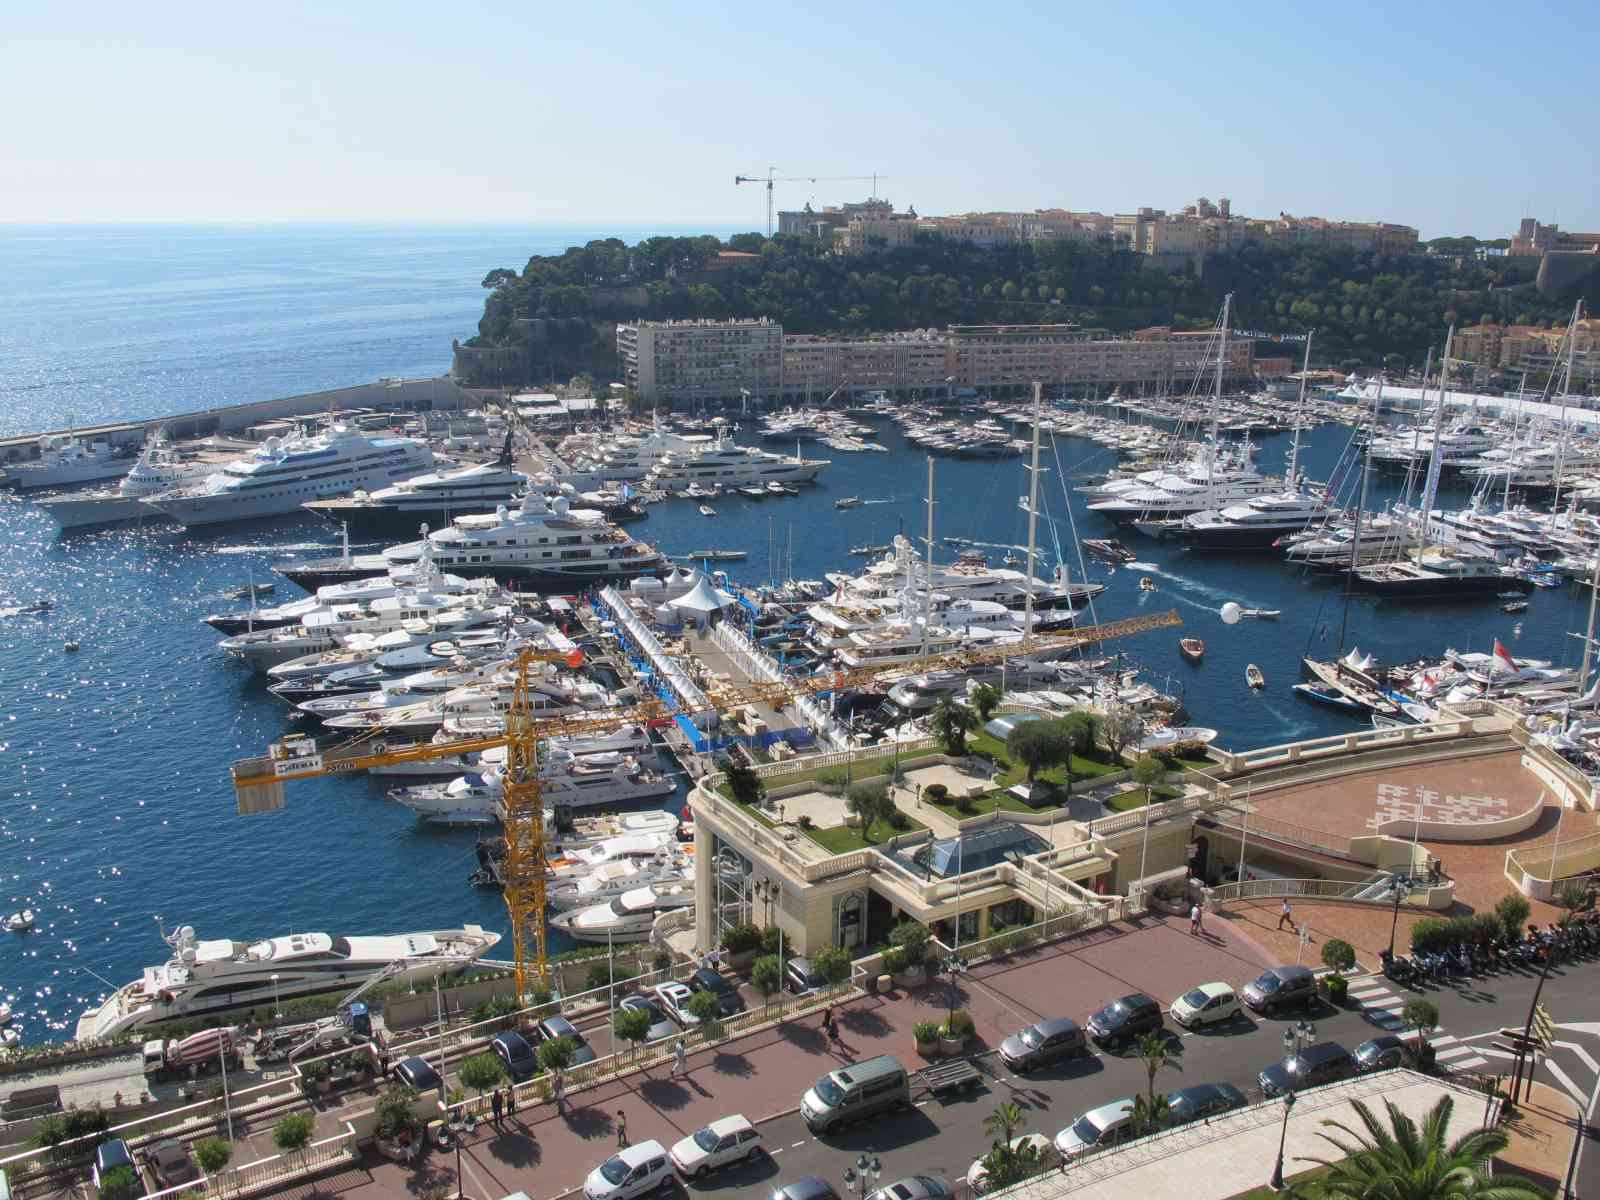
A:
[1287,331,1312,488]
[1551,300,1584,514]
[1208,296,1232,479]
[1415,326,1454,545]
[1023,381,1044,645]
[1338,376,1381,656]
[921,455,935,660]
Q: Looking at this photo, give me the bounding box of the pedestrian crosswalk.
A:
[1344,977,1485,1067]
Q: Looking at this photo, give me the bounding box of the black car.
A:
[1086,993,1163,1045]
[620,994,677,1042]
[1240,966,1317,1015]
[1258,1042,1355,1097]
[785,957,826,994]
[1165,1082,1248,1126]
[535,1015,599,1064]
[1353,1034,1409,1073]
[147,1139,198,1188]
[688,967,748,1016]
[770,1177,842,1200]
[393,1056,443,1093]
[998,1018,1088,1071]
[492,1031,539,1082]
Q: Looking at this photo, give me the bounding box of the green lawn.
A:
[968,731,1124,791]
[1104,784,1183,812]
[1222,1164,1331,1199]
[920,786,1043,820]
[805,812,926,854]
[714,749,942,804]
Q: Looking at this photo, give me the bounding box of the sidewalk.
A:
[332,914,1275,1200]
[1497,1080,1582,1196]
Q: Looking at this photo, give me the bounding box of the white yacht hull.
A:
[36,492,163,530]
[147,447,434,527]
[3,459,132,491]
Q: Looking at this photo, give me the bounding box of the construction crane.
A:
[231,611,1180,1004]
[734,169,888,237]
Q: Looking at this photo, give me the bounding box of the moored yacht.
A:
[74,920,499,1042]
[548,883,695,944]
[303,459,530,534]
[2,433,133,491]
[646,430,829,490]
[34,432,215,528]
[1177,491,1332,549]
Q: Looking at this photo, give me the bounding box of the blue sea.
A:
[0,226,1588,1046]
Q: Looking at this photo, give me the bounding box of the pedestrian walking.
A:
[491,1087,504,1126]
[672,1038,687,1077]
[616,1110,629,1148]
[507,1084,516,1116]
[1195,899,1205,935]
[553,1069,564,1112]
[821,1004,834,1035]
[1189,903,1200,935]
[1278,897,1294,931]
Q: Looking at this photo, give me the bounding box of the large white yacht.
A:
[1086,444,1278,520]
[1177,491,1332,549]
[548,883,695,944]
[74,920,500,1042]
[825,535,1101,612]
[302,459,531,534]
[645,431,829,490]
[389,752,674,822]
[144,424,434,527]
[35,432,216,528]
[1,433,133,491]
[276,493,665,592]
[1367,422,1498,472]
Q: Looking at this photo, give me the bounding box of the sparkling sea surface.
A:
[0,226,1586,1045]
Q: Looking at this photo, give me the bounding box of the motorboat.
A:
[1503,600,1529,613]
[1245,664,1265,689]
[1239,608,1280,620]
[1139,577,1156,591]
[73,920,500,1042]
[698,505,717,517]
[1179,638,1205,662]
[1082,538,1136,563]
[144,424,435,527]
[544,852,695,910]
[3,909,35,933]
[645,430,829,490]
[302,457,529,534]
[835,497,863,509]
[548,883,695,944]
[1291,682,1366,712]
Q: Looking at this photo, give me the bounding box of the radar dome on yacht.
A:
[552,495,570,516]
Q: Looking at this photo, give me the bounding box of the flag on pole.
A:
[1494,640,1518,673]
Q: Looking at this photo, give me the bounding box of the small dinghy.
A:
[3,909,35,933]
[1502,600,1528,614]
[1179,638,1205,662]
[229,582,276,600]
[1245,664,1265,690]
[698,505,716,517]
[1139,577,1156,591]
[1239,608,1280,620]
[0,1026,18,1051]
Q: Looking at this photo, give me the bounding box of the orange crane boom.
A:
[231,610,1179,1001]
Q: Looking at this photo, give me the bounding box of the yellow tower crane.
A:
[734,169,888,236]
[231,610,1180,1002]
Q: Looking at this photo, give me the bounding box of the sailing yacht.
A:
[145,424,435,527]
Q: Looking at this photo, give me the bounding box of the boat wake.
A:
[1146,567,1238,605]
[213,541,377,555]
[1123,561,1159,571]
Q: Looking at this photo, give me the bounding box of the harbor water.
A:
[0,228,1589,1045]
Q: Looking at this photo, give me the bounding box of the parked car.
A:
[1353,1034,1410,1073]
[1085,993,1163,1045]
[1259,1042,1356,1097]
[1165,1082,1247,1127]
[966,1134,1057,1194]
[785,956,826,994]
[620,994,677,1042]
[1054,1099,1136,1158]
[997,1018,1087,1071]
[147,1139,198,1188]
[800,1055,910,1133]
[769,1177,841,1200]
[585,1140,673,1200]
[654,981,699,1027]
[1240,966,1317,1016]
[670,1114,764,1177]
[1169,982,1240,1029]
[687,967,747,1016]
[392,1057,442,1093]
[865,1176,953,1200]
[536,1015,598,1064]
[492,1031,539,1082]
[93,1139,137,1191]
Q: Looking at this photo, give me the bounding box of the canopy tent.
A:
[668,574,734,615]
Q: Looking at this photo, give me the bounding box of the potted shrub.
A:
[913,1020,940,1058]
[1320,939,1356,1006]
[720,921,764,969]
[373,1084,423,1162]
[940,1009,975,1056]
[888,921,929,987]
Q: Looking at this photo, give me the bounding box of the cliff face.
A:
[452,318,616,387]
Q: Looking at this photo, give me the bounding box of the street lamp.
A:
[271,973,281,1019]
[1270,1020,1316,1191]
[1385,874,1409,961]
[941,954,968,1027]
[752,878,780,929]
[843,1151,882,1199]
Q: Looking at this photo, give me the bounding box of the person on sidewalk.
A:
[491,1087,503,1127]
[553,1069,564,1112]
[507,1084,517,1117]
[1195,901,1205,935]
[821,1004,834,1036]
[672,1038,687,1077]
[1278,898,1294,931]
[616,1111,629,1148]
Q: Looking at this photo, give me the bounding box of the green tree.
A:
[1320,938,1356,973]
[752,954,783,1008]
[686,989,724,1039]
[888,920,931,967]
[1129,1092,1172,1137]
[930,696,978,756]
[1134,1030,1182,1116]
[721,755,765,807]
[1494,893,1531,942]
[970,683,1001,722]
[194,1137,233,1176]
[98,1166,140,1200]
[1402,998,1440,1055]
[983,1100,1025,1145]
[374,1083,422,1141]
[458,1052,507,1098]
[1131,756,1166,805]
[273,1111,314,1162]
[1099,704,1142,762]
[812,946,852,985]
[1007,720,1073,785]
[845,779,893,842]
[538,1036,576,1073]
[614,1005,653,1059]
[1301,1095,1552,1200]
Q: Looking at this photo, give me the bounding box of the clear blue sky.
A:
[4,0,1595,238]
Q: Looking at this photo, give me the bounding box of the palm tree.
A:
[982,1101,1025,1149]
[1134,1030,1183,1116]
[930,696,978,757]
[1130,1093,1171,1137]
[1299,1095,1552,1200]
